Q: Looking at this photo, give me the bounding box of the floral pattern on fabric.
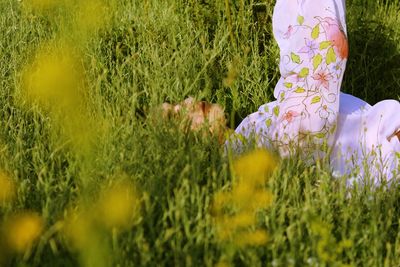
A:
[232,0,348,157]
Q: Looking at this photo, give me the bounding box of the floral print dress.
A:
[230,0,400,183]
[235,0,348,156]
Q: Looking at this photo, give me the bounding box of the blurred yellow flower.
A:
[74,0,114,36]
[233,149,278,183]
[215,212,255,241]
[21,43,100,157]
[4,212,44,253]
[211,191,231,215]
[234,230,268,247]
[22,44,83,111]
[0,172,15,204]
[96,182,141,229]
[226,212,255,229]
[250,190,273,209]
[22,0,60,13]
[231,181,254,204]
[212,149,275,251]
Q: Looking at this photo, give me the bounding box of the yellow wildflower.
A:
[211,191,231,215]
[96,182,140,229]
[233,149,278,183]
[4,212,44,252]
[249,190,273,209]
[22,0,60,13]
[233,230,268,247]
[21,44,83,111]
[74,0,114,35]
[215,226,233,242]
[20,43,100,156]
[231,181,254,203]
[228,211,255,229]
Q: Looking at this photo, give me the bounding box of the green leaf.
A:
[313,54,323,71]
[298,67,309,78]
[265,118,272,127]
[315,132,326,138]
[294,87,305,93]
[311,96,321,104]
[291,52,301,64]
[330,124,337,134]
[297,15,304,25]
[326,47,336,65]
[311,25,320,39]
[273,106,280,117]
[284,82,293,88]
[319,41,331,50]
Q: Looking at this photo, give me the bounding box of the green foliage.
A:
[0,0,400,266]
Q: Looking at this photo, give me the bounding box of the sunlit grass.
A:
[0,0,400,266]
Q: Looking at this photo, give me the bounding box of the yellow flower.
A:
[215,226,233,242]
[212,191,230,213]
[74,0,113,35]
[231,181,254,204]
[233,149,278,183]
[233,230,268,247]
[230,182,273,210]
[4,212,44,252]
[0,172,15,204]
[229,211,255,229]
[96,182,140,229]
[249,190,273,209]
[212,149,275,251]
[22,0,60,13]
[20,43,99,156]
[21,44,83,111]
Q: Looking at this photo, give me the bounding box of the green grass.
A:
[1,0,400,266]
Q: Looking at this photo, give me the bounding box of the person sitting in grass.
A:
[163,0,400,185]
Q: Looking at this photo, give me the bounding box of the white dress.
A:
[229,0,400,184]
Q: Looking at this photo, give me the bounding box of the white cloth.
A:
[232,93,400,184]
[228,0,400,184]
[270,0,349,156]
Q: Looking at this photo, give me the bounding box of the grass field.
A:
[1,0,400,266]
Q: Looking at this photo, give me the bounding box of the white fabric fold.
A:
[228,0,400,184]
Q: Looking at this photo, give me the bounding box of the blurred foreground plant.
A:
[20,43,100,158]
[212,149,278,266]
[310,220,354,267]
[2,212,44,254]
[63,179,142,267]
[18,0,116,160]
[11,1,120,265]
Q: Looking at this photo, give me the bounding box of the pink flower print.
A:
[282,110,300,123]
[312,70,333,90]
[283,25,294,39]
[298,38,318,59]
[318,17,349,59]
